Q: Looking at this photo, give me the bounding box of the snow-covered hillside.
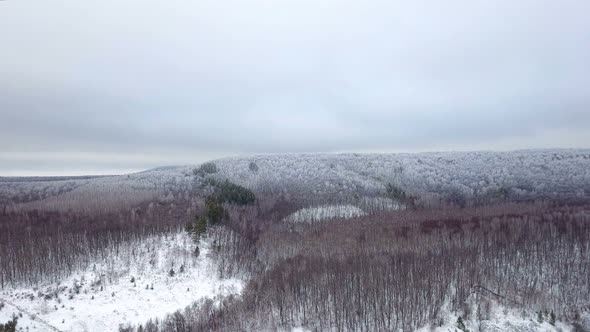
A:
[212,149,590,202]
[3,149,589,209]
[0,166,192,210]
[0,233,243,332]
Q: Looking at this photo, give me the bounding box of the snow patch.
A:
[284,204,366,223]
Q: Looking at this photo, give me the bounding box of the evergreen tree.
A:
[193,162,218,176]
[185,222,194,235]
[193,216,208,239]
[549,311,556,325]
[457,316,468,332]
[249,161,259,172]
[205,198,225,224]
[386,183,406,201]
[0,316,18,332]
[537,311,544,323]
[215,180,256,205]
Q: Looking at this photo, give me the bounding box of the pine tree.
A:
[205,198,225,224]
[249,161,259,172]
[537,311,544,323]
[185,222,193,235]
[549,311,556,325]
[0,316,18,332]
[193,216,208,239]
[457,316,468,332]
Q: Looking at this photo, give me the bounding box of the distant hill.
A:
[2,149,589,207]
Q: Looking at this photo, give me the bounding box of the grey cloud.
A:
[1,0,590,174]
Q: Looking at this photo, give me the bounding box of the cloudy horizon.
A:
[2,0,590,176]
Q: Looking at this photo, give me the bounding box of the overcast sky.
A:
[1,0,590,175]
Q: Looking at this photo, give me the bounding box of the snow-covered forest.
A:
[1,150,590,331]
[213,150,590,204]
[3,149,590,211]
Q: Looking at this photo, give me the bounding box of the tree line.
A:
[0,190,197,287]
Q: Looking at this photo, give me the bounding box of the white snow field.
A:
[283,198,406,223]
[0,233,243,332]
[284,204,366,223]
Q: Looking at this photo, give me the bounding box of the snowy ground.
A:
[0,233,243,332]
[416,296,576,332]
[281,296,585,332]
[284,204,366,223]
[283,198,406,223]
